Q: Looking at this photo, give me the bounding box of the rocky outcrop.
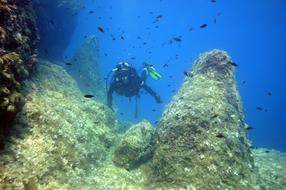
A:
[149,50,260,189]
[68,35,105,102]
[0,61,119,189]
[113,120,155,170]
[33,0,82,60]
[0,0,39,149]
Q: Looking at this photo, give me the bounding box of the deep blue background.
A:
[64,0,286,152]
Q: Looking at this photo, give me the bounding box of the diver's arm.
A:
[142,84,162,103]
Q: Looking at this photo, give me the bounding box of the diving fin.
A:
[147,67,162,80]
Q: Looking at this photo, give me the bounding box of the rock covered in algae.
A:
[0,0,39,149]
[113,120,155,170]
[252,148,286,189]
[0,60,120,189]
[149,50,260,189]
[68,35,105,102]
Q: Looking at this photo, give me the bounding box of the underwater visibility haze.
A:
[0,0,286,189]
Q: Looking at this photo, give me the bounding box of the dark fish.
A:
[189,28,194,31]
[84,94,94,98]
[242,80,246,84]
[265,150,270,153]
[65,62,72,66]
[267,92,272,96]
[137,36,142,40]
[89,10,94,14]
[143,42,147,45]
[152,109,156,112]
[104,53,108,56]
[49,20,55,25]
[228,61,238,67]
[245,126,253,130]
[154,120,159,124]
[211,0,216,3]
[149,11,153,15]
[169,75,173,78]
[98,26,104,33]
[154,26,159,29]
[156,15,163,19]
[214,19,217,23]
[183,70,189,77]
[121,36,125,40]
[212,114,218,119]
[120,112,124,115]
[163,64,168,68]
[216,133,225,138]
[167,84,171,87]
[130,57,136,60]
[256,107,263,111]
[200,24,208,28]
[173,37,182,42]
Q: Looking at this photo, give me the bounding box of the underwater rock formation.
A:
[0,0,39,149]
[0,61,119,189]
[68,35,105,102]
[149,50,260,189]
[253,148,286,189]
[113,120,155,170]
[33,0,82,60]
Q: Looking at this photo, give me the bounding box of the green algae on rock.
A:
[0,60,119,189]
[113,120,155,170]
[149,50,260,189]
[253,148,286,189]
[68,35,105,102]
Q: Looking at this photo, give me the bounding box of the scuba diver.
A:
[106,62,162,116]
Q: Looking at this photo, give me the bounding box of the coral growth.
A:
[0,0,39,149]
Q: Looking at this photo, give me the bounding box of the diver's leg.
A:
[107,82,115,110]
[142,84,162,103]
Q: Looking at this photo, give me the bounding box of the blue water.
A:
[63,0,286,152]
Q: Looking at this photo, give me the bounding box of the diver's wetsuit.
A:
[107,63,161,109]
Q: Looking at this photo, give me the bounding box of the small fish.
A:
[167,84,171,87]
[154,120,159,124]
[156,15,163,19]
[152,109,156,112]
[169,75,173,78]
[104,53,108,56]
[183,70,189,77]
[217,12,222,16]
[173,37,182,42]
[137,36,142,40]
[163,64,168,68]
[265,150,270,153]
[245,126,253,130]
[65,62,72,66]
[189,28,194,31]
[211,114,218,119]
[89,10,94,14]
[228,61,238,67]
[267,92,272,96]
[242,80,246,84]
[171,90,176,93]
[49,20,55,25]
[143,42,147,45]
[200,24,208,28]
[211,0,216,3]
[130,57,136,60]
[98,26,104,33]
[214,19,217,23]
[84,94,94,98]
[256,107,263,111]
[121,36,125,40]
[216,133,225,138]
[120,112,124,115]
